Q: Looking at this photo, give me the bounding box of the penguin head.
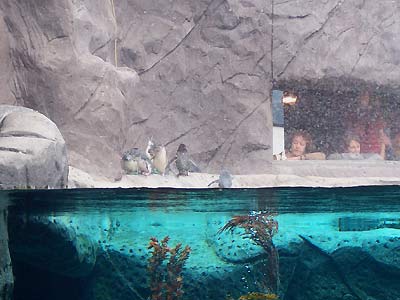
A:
[147,137,155,148]
[122,153,133,161]
[177,143,187,153]
[146,137,156,159]
[147,147,156,158]
[129,148,141,157]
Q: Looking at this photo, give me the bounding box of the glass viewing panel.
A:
[272,86,400,162]
[2,187,400,300]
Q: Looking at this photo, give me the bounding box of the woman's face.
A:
[291,135,307,156]
[359,91,370,108]
[347,140,361,154]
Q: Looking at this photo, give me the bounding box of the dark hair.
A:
[177,144,187,152]
[290,130,313,153]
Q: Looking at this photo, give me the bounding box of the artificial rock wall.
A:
[0,0,400,178]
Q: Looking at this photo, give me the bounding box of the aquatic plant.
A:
[238,292,278,300]
[226,291,278,300]
[219,211,279,294]
[147,236,191,300]
[148,236,169,300]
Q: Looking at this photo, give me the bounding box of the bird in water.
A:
[121,148,152,175]
[146,138,168,175]
[208,170,232,188]
[167,143,201,176]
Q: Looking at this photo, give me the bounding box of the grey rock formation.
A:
[0,105,68,189]
[0,0,272,178]
[119,0,272,175]
[272,0,400,85]
[1,0,400,179]
[0,0,139,179]
[0,14,15,106]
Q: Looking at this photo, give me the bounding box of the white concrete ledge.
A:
[68,161,400,189]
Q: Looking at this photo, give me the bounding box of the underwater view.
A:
[1,186,400,300]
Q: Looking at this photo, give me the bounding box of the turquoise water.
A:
[2,186,400,300]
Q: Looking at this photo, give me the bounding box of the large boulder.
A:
[0,105,68,189]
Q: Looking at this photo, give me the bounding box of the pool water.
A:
[2,186,400,300]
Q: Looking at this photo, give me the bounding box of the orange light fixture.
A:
[282,91,297,105]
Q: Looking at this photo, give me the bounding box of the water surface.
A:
[1,186,400,300]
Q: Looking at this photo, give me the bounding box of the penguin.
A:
[175,143,190,176]
[121,152,138,174]
[166,143,201,176]
[121,148,152,175]
[146,138,168,175]
[208,170,232,188]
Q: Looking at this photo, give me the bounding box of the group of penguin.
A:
[121,139,232,188]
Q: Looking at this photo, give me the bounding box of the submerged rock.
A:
[8,215,97,278]
[0,209,13,300]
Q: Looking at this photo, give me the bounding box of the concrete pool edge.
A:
[68,161,400,189]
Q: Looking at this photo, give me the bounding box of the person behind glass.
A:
[327,134,383,160]
[286,130,326,160]
[346,89,390,159]
[387,131,400,160]
[344,134,361,154]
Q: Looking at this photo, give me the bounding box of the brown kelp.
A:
[226,292,278,300]
[219,211,279,294]
[238,292,279,300]
[147,236,191,300]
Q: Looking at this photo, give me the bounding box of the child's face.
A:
[291,135,307,156]
[347,140,361,154]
